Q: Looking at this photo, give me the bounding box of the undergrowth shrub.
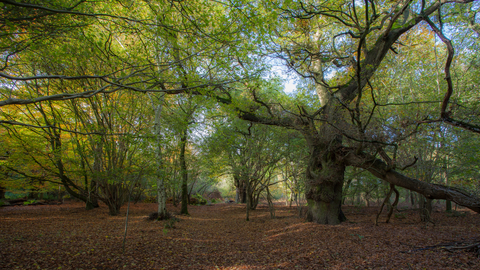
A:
[23,199,38,205]
[143,196,157,203]
[191,194,207,205]
[147,211,175,221]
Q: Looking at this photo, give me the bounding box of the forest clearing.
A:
[1,201,479,270]
[2,1,480,269]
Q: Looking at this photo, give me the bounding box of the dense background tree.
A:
[0,0,263,212]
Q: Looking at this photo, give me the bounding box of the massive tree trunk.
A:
[306,178,345,225]
[305,140,347,225]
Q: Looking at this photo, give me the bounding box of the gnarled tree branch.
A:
[343,149,480,213]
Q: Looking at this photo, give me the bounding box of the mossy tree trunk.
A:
[305,157,346,225]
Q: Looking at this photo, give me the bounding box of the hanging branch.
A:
[423,13,480,133]
[424,17,454,119]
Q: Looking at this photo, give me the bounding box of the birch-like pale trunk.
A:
[150,93,167,218]
[311,30,330,107]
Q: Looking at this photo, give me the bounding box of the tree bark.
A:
[234,175,247,203]
[306,174,346,225]
[305,141,347,224]
[250,189,260,210]
[419,197,433,222]
[410,190,415,207]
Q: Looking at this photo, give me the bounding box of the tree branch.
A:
[343,149,480,213]
[0,0,150,24]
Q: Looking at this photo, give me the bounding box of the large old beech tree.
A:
[219,0,480,224]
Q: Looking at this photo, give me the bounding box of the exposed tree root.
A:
[401,238,480,257]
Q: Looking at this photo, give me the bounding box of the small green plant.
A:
[23,199,38,205]
[394,212,407,219]
[164,217,179,229]
[350,234,364,240]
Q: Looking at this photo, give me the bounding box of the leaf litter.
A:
[1,202,479,269]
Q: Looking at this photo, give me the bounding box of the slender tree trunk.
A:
[101,183,127,216]
[107,202,120,216]
[386,186,399,223]
[284,184,289,206]
[86,179,99,210]
[87,143,102,210]
[410,190,415,207]
[250,190,260,210]
[419,196,433,222]
[153,93,168,219]
[289,192,295,207]
[246,178,250,221]
[180,128,189,215]
[446,197,452,212]
[342,176,354,205]
[444,162,452,212]
[266,185,275,219]
[53,133,95,207]
[235,186,240,203]
[240,185,247,203]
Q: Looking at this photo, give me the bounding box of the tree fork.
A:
[386,185,399,223]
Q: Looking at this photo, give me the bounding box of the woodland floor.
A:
[1,201,479,270]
